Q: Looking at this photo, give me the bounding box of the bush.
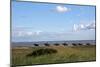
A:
[34,44,39,46]
[72,43,77,46]
[86,43,91,46]
[62,43,68,46]
[54,43,59,46]
[44,43,50,46]
[26,48,57,57]
[78,43,83,46]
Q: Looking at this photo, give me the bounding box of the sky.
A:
[12,0,96,42]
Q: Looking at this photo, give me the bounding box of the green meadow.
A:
[11,45,96,66]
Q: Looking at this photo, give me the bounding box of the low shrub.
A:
[33,44,39,46]
[26,48,57,57]
[44,43,50,46]
[54,43,59,46]
[62,43,68,46]
[78,43,83,46]
[72,43,77,46]
[86,43,91,46]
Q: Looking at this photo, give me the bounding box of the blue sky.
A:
[12,1,96,42]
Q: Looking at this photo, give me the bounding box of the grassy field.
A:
[11,45,96,66]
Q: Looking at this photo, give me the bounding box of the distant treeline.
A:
[33,43,94,47]
[12,40,95,47]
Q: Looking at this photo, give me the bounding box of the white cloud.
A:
[54,5,70,13]
[73,24,78,32]
[12,26,44,37]
[73,22,95,32]
[12,30,43,37]
[15,31,23,37]
[35,30,42,35]
[26,32,33,36]
[86,22,95,30]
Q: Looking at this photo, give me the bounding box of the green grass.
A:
[11,45,96,66]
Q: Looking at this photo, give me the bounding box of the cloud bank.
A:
[12,30,43,37]
[73,22,95,32]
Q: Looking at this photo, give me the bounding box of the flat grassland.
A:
[11,45,96,66]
